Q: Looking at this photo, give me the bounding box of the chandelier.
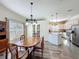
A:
[26,2,37,25]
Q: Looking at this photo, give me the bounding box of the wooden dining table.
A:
[11,37,41,48]
[10,37,40,52]
[10,37,41,59]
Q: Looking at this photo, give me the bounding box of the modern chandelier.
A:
[26,2,37,25]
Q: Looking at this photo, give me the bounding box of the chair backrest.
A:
[41,37,44,50]
[9,44,18,59]
[20,35,25,40]
[0,39,8,52]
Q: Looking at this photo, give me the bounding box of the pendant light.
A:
[25,2,37,25]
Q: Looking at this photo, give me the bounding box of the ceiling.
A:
[0,0,79,22]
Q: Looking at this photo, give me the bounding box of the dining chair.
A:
[19,35,25,50]
[20,35,25,40]
[0,39,8,59]
[33,37,44,57]
[9,44,28,59]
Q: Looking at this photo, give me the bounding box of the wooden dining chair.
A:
[20,35,25,41]
[0,39,8,59]
[9,44,28,59]
[33,37,44,57]
[19,35,25,50]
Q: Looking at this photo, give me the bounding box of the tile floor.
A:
[0,40,79,59]
[43,41,74,59]
[33,40,79,59]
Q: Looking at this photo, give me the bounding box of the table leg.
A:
[5,49,8,59]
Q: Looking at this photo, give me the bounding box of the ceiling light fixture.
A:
[26,2,37,25]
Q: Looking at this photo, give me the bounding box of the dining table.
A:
[11,37,41,48]
[10,37,41,58]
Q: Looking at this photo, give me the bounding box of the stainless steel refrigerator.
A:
[71,24,79,46]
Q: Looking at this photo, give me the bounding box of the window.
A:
[9,20,24,42]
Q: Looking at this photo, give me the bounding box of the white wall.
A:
[0,3,25,22]
[27,24,33,38]
[39,21,49,41]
